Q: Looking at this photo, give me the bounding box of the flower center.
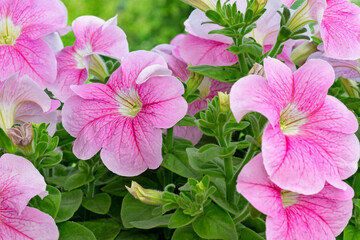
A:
[74,44,93,69]
[281,190,299,207]
[0,18,21,45]
[279,104,307,135]
[116,89,142,117]
[0,104,15,131]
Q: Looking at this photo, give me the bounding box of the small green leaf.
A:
[82,193,111,215]
[187,148,225,178]
[188,65,242,83]
[236,223,265,240]
[193,204,237,240]
[64,171,95,191]
[169,209,197,229]
[172,226,203,240]
[78,219,121,240]
[29,185,61,219]
[58,221,96,240]
[176,115,197,126]
[56,189,83,223]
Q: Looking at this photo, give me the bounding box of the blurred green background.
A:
[61,0,193,51]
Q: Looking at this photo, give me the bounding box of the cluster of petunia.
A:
[0,0,360,239]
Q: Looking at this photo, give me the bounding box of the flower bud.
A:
[181,0,216,12]
[251,0,267,15]
[249,63,265,77]
[218,92,230,113]
[126,181,166,205]
[7,123,35,155]
[290,41,317,65]
[187,71,204,93]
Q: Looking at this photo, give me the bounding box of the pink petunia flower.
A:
[153,38,231,144]
[63,50,188,176]
[0,153,59,239]
[237,154,354,240]
[0,73,58,135]
[230,57,359,195]
[0,0,68,88]
[48,15,129,102]
[284,0,360,60]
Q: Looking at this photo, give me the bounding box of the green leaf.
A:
[236,223,265,240]
[29,185,61,219]
[169,209,197,229]
[82,193,111,214]
[176,115,197,126]
[56,189,83,223]
[205,10,225,25]
[192,204,237,240]
[130,214,172,229]
[64,171,95,191]
[162,153,201,179]
[187,148,225,178]
[0,128,15,153]
[58,221,96,240]
[37,151,63,168]
[172,226,202,240]
[116,229,159,240]
[208,29,239,38]
[121,194,166,229]
[79,219,121,240]
[227,42,264,58]
[343,225,360,240]
[188,65,242,83]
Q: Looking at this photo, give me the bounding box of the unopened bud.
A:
[182,0,216,12]
[7,123,35,155]
[7,123,33,147]
[126,181,166,205]
[187,71,204,93]
[249,63,265,77]
[218,92,230,113]
[251,0,267,15]
[290,41,317,65]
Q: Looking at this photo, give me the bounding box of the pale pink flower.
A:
[237,154,354,240]
[0,0,68,88]
[230,57,359,194]
[0,153,59,239]
[48,15,129,102]
[63,51,188,176]
[153,39,231,144]
[0,73,58,135]
[284,0,360,60]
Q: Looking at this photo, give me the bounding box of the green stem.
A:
[268,40,282,58]
[238,54,249,74]
[166,127,174,152]
[218,133,234,203]
[233,203,250,224]
[87,181,95,198]
[340,77,359,98]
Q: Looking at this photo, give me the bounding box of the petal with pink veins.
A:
[0,154,47,214]
[177,34,237,66]
[139,76,187,129]
[0,37,57,89]
[101,116,163,176]
[0,206,58,240]
[321,0,360,60]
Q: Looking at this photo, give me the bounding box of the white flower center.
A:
[0,18,21,46]
[74,44,93,69]
[281,190,299,207]
[116,89,142,117]
[279,104,307,135]
[0,103,15,131]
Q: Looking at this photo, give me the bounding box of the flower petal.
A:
[0,206,58,240]
[0,154,47,214]
[237,154,283,217]
[229,75,280,125]
[0,38,57,89]
[139,76,187,129]
[177,34,237,66]
[101,117,163,176]
[321,0,360,60]
[292,59,335,114]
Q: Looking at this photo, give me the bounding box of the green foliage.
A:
[61,0,193,50]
